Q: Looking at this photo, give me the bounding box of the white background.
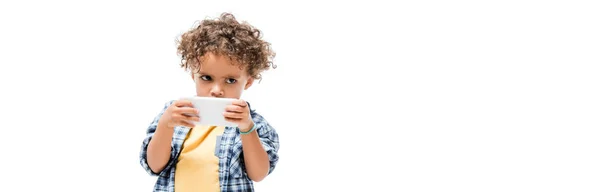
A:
[1,0,599,191]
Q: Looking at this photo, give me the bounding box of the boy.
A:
[139,12,279,192]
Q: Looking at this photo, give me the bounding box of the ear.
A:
[244,77,254,90]
[190,73,195,81]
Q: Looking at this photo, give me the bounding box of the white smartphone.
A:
[180,96,238,127]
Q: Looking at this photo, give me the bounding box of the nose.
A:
[210,84,224,97]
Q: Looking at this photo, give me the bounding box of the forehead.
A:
[197,53,246,76]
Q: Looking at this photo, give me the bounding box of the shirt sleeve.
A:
[251,111,280,175]
[139,100,177,176]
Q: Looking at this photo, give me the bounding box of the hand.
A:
[223,99,254,132]
[158,99,200,129]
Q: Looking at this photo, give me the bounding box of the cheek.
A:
[229,84,245,92]
[194,81,212,96]
[223,84,245,97]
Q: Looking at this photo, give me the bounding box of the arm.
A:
[240,113,280,182]
[140,101,177,176]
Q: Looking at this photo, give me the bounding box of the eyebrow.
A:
[197,72,240,79]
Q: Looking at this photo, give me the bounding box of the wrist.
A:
[239,121,256,134]
[157,120,174,131]
[155,121,175,139]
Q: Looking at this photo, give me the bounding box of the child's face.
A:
[192,52,254,99]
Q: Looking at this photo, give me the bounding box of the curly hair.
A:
[176,12,276,80]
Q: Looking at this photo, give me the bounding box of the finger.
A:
[224,117,242,123]
[225,105,244,113]
[223,112,244,119]
[181,113,197,118]
[232,99,247,107]
[174,99,194,107]
[179,120,196,128]
[186,116,200,122]
[173,113,197,122]
[175,107,199,116]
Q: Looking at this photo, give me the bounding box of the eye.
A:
[200,75,212,81]
[226,78,237,84]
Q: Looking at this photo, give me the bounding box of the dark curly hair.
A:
[176,12,276,80]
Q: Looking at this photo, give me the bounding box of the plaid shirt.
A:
[139,100,280,192]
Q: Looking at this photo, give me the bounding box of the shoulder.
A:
[148,100,175,123]
[157,100,175,112]
[154,100,175,117]
[165,100,176,107]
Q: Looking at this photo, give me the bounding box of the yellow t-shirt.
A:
[175,125,225,192]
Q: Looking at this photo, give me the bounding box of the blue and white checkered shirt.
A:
[139,100,280,192]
